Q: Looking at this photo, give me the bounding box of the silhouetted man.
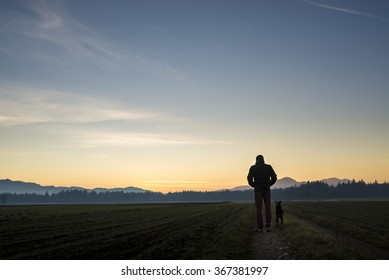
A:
[247,155,277,232]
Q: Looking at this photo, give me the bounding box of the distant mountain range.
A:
[231,177,351,191]
[0,179,148,194]
[0,177,352,195]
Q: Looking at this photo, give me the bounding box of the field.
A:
[0,202,254,259]
[0,201,388,260]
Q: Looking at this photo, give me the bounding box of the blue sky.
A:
[1,0,388,191]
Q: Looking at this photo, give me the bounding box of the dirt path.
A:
[250,214,389,259]
[249,227,296,260]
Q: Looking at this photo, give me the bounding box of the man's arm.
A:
[269,166,277,186]
[247,166,254,187]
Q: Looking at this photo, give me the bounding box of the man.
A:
[247,155,277,232]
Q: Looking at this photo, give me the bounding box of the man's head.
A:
[256,155,264,163]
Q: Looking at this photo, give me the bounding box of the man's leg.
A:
[264,191,272,229]
[254,192,264,229]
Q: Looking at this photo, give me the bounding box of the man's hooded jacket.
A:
[247,156,277,192]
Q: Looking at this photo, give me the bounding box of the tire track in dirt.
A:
[289,213,389,259]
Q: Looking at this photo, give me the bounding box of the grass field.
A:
[1,201,388,260]
[282,201,389,259]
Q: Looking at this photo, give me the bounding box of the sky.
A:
[1,0,388,192]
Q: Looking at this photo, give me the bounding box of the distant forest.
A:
[2,180,389,205]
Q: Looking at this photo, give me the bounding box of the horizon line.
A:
[1,177,387,191]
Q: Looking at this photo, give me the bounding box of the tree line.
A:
[1,180,389,205]
[273,180,389,200]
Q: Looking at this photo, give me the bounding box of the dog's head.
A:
[275,200,282,207]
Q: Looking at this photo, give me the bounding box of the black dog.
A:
[275,200,284,228]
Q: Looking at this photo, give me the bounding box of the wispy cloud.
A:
[0,0,120,67]
[301,0,388,21]
[0,86,230,148]
[67,131,230,148]
[0,0,186,79]
[0,87,159,126]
